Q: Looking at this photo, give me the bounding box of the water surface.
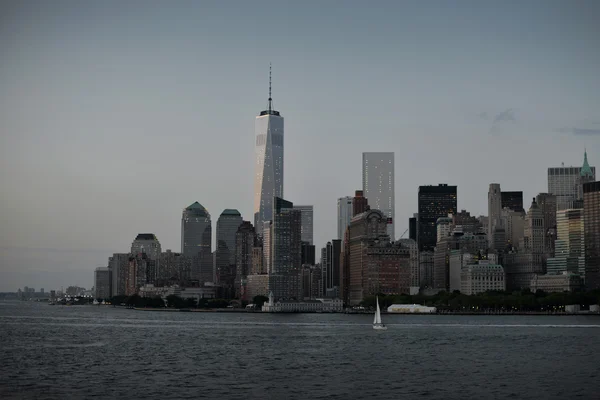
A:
[1,302,598,399]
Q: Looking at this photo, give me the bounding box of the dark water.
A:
[1,302,599,399]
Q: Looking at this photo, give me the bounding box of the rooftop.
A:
[221,209,241,216]
[134,233,157,241]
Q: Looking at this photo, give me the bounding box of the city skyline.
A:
[1,1,599,291]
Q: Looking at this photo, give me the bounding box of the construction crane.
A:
[400,228,408,239]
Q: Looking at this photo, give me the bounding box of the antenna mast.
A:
[268,62,273,112]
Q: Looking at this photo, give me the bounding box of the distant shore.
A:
[127,307,600,316]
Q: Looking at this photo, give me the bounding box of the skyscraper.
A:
[584,181,600,290]
[181,202,212,284]
[235,221,256,299]
[501,191,524,212]
[548,151,596,211]
[254,66,284,231]
[337,196,353,240]
[352,190,369,216]
[269,197,302,300]
[417,184,457,252]
[293,205,314,245]
[488,183,502,248]
[215,209,243,293]
[362,152,395,240]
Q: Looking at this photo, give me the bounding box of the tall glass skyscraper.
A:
[181,202,212,284]
[254,66,284,231]
[293,205,313,245]
[215,209,243,288]
[362,152,395,240]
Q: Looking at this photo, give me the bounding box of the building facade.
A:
[269,197,302,300]
[488,183,502,249]
[546,209,585,276]
[181,202,212,284]
[460,261,506,295]
[418,184,458,252]
[584,181,600,290]
[352,190,369,217]
[94,267,111,300]
[234,221,255,299]
[548,152,596,211]
[501,191,524,212]
[215,209,243,291]
[362,152,395,240]
[337,196,353,240]
[293,205,314,245]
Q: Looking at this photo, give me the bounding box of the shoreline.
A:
[128,307,600,316]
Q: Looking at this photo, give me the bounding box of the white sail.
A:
[375,298,382,324]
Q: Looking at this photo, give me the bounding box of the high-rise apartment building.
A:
[293,205,314,245]
[269,197,302,300]
[181,202,212,284]
[337,196,353,240]
[584,181,600,290]
[417,184,457,252]
[548,151,595,211]
[215,209,243,289]
[254,67,284,231]
[363,152,395,240]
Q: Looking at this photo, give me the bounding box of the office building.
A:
[460,260,506,295]
[215,209,243,290]
[337,196,353,240]
[321,240,342,294]
[409,214,417,241]
[501,191,524,212]
[363,152,395,240]
[548,151,596,211]
[418,184,458,252]
[488,183,502,249]
[269,197,302,300]
[584,181,600,290]
[235,221,256,299]
[536,193,558,254]
[293,205,314,245]
[352,190,369,216]
[254,67,284,230]
[181,202,212,283]
[301,241,316,265]
[546,209,585,276]
[94,267,111,300]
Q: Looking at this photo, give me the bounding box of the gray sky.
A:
[1,0,599,291]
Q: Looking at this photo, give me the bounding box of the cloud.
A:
[486,108,517,134]
[493,109,516,123]
[477,112,489,120]
[560,127,600,136]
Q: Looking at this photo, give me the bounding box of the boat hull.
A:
[373,324,387,330]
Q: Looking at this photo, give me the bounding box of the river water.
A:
[1,302,599,399]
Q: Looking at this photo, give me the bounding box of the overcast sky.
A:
[1,0,599,292]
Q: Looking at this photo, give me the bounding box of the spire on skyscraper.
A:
[581,148,593,177]
[260,63,280,116]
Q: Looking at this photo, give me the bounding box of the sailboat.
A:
[373,296,387,330]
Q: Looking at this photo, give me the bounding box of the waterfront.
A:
[1,302,599,399]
